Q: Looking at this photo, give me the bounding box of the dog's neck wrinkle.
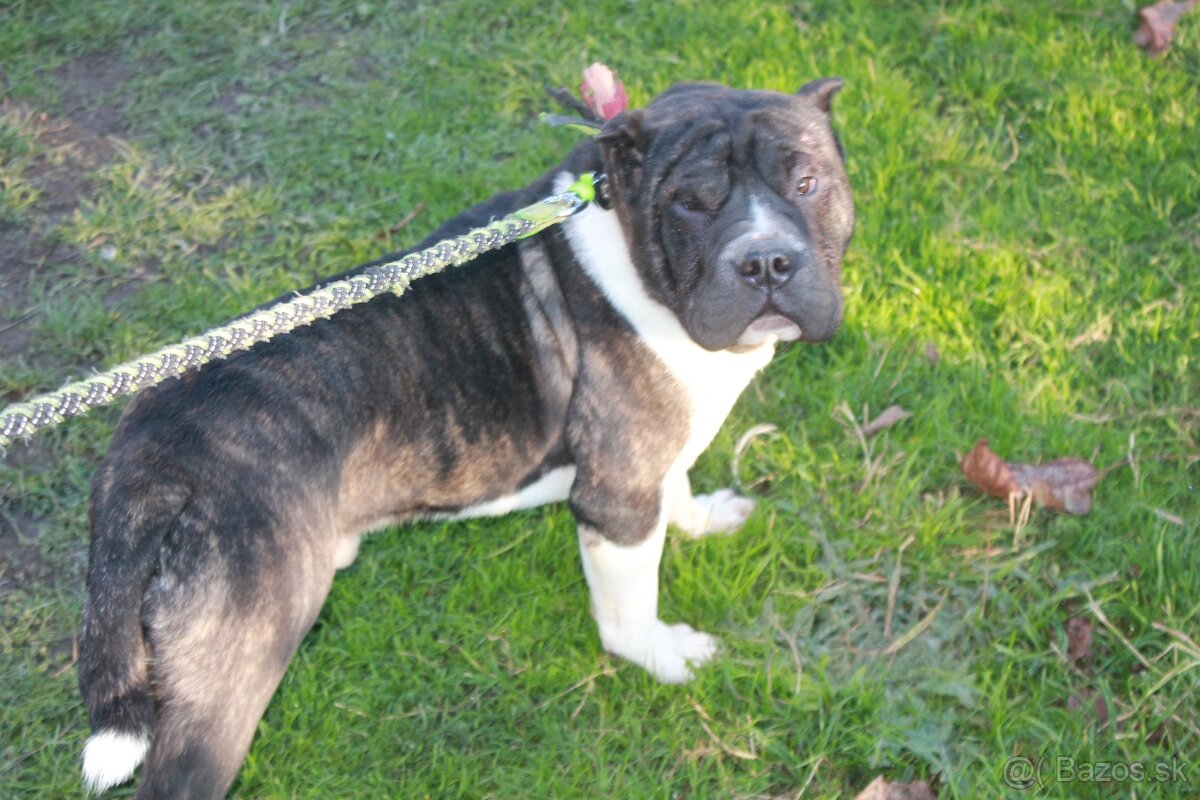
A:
[556,174,690,350]
[633,207,684,315]
[517,238,579,381]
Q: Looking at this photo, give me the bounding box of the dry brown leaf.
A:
[924,342,940,365]
[1146,720,1170,746]
[1135,0,1197,57]
[1068,687,1110,727]
[960,440,1099,516]
[1010,458,1100,515]
[854,776,937,800]
[1066,616,1093,664]
[862,404,913,437]
[960,440,1020,499]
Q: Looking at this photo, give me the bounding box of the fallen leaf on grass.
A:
[1134,0,1197,57]
[1066,616,1093,664]
[853,776,937,800]
[862,404,913,437]
[1010,459,1100,515]
[961,440,1100,515]
[924,342,940,365]
[1146,720,1170,746]
[1068,687,1110,727]
[960,440,1019,497]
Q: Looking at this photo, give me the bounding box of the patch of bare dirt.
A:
[0,52,133,365]
[1,51,139,596]
[53,51,133,145]
[200,51,332,136]
[0,510,51,598]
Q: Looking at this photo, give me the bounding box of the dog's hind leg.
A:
[80,465,191,794]
[132,510,336,800]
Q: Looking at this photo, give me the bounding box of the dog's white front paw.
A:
[679,489,755,537]
[601,620,719,684]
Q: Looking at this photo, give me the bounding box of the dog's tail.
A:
[78,460,189,794]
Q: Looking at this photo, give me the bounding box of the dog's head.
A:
[596,80,854,351]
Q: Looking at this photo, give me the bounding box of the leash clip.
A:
[559,172,609,215]
[592,173,612,210]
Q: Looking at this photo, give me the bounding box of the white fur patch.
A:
[748,196,805,243]
[334,534,362,569]
[446,466,576,520]
[81,730,149,793]
[726,198,785,252]
[672,487,757,538]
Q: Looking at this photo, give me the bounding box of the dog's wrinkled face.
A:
[597,80,855,351]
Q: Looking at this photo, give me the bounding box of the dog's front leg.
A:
[577,519,717,683]
[667,472,757,538]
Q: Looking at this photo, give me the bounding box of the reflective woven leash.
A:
[0,173,599,451]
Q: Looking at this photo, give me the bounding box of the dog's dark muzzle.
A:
[736,243,807,292]
[683,230,842,350]
[732,235,818,293]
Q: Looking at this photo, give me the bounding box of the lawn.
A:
[1,0,1198,797]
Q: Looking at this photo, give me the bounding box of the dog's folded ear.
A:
[796,77,844,113]
[595,109,644,155]
[595,109,645,207]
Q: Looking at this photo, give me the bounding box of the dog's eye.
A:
[672,192,707,213]
[795,176,818,197]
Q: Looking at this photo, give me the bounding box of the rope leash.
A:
[0,172,600,452]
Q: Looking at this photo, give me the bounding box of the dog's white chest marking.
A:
[558,173,774,478]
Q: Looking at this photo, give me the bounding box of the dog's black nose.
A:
[739,249,795,290]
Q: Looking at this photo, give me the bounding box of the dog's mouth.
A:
[736,313,803,347]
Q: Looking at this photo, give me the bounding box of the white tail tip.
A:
[82,730,149,793]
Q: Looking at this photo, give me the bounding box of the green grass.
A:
[1,0,1198,797]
